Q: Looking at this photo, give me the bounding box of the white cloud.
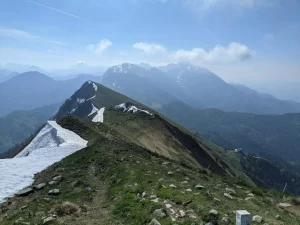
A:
[133,42,167,54]
[172,42,253,64]
[87,39,112,54]
[0,26,65,45]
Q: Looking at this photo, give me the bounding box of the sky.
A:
[0,0,300,99]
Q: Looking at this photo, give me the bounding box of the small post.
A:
[236,210,251,225]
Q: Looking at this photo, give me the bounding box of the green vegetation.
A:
[1,117,300,225]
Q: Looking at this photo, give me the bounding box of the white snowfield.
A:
[0,121,87,203]
[92,107,105,123]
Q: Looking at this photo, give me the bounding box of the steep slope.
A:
[159,100,300,160]
[55,81,228,175]
[1,116,300,225]
[100,63,178,109]
[0,103,60,155]
[0,72,101,116]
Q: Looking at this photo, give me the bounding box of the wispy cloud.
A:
[133,41,253,64]
[26,0,91,22]
[133,42,167,54]
[0,26,65,45]
[87,39,112,54]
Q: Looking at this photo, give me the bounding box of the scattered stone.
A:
[16,188,34,197]
[150,194,157,199]
[252,215,263,223]
[195,184,205,189]
[224,193,234,199]
[209,209,219,216]
[149,219,161,225]
[142,191,146,198]
[48,189,60,196]
[168,171,174,175]
[245,197,253,201]
[85,187,93,192]
[206,190,212,197]
[184,177,190,180]
[169,184,177,188]
[222,216,230,223]
[43,216,55,224]
[247,193,254,197]
[20,205,28,210]
[225,188,236,194]
[34,183,46,190]
[162,162,169,165]
[43,198,51,202]
[213,198,221,203]
[170,208,176,214]
[151,198,159,203]
[275,215,281,220]
[186,188,192,192]
[165,203,172,208]
[48,181,58,186]
[278,203,292,208]
[152,209,166,218]
[158,178,164,182]
[181,181,188,184]
[179,210,185,217]
[52,176,62,181]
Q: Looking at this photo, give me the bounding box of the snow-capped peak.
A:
[110,63,135,74]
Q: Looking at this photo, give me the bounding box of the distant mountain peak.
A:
[109,63,137,74]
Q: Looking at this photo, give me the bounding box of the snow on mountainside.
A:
[115,102,152,115]
[0,121,87,203]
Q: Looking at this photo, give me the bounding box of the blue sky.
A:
[0,0,300,93]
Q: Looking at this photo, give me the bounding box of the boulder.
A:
[149,219,161,225]
[16,188,34,197]
[195,184,205,189]
[152,209,166,218]
[52,175,62,181]
[43,216,55,224]
[222,216,230,223]
[48,189,60,196]
[252,215,263,223]
[34,183,46,190]
[48,181,58,186]
[209,209,219,216]
[278,203,292,208]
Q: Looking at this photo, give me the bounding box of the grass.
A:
[1,117,300,225]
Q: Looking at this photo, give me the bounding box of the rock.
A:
[245,197,253,201]
[162,162,169,165]
[168,171,174,175]
[85,187,93,192]
[186,188,192,192]
[34,183,46,190]
[43,198,51,202]
[222,216,230,223]
[151,198,159,203]
[225,188,236,194]
[195,184,205,189]
[52,176,62,181]
[43,216,55,224]
[169,184,177,188]
[206,190,212,197]
[48,189,60,196]
[71,180,83,187]
[142,191,146,198]
[278,203,292,208]
[20,205,28,210]
[252,215,263,223]
[16,188,34,197]
[165,203,172,208]
[213,198,221,202]
[149,219,161,225]
[181,181,188,184]
[224,193,233,199]
[179,210,185,217]
[152,209,166,218]
[247,193,254,197]
[275,215,281,220]
[150,194,157,199]
[48,181,58,186]
[209,209,219,216]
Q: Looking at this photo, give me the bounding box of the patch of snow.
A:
[70,107,77,114]
[76,98,85,104]
[115,103,152,115]
[87,81,92,84]
[92,107,105,123]
[88,103,99,117]
[86,95,96,101]
[0,121,87,203]
[92,83,98,91]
